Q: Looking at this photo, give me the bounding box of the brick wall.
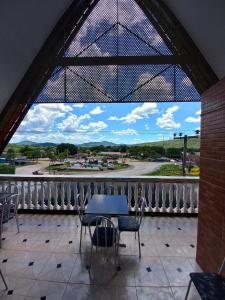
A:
[197,77,225,273]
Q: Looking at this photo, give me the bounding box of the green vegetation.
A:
[114,163,129,170]
[139,137,200,149]
[56,143,78,156]
[144,164,182,176]
[0,164,16,174]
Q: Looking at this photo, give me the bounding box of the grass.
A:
[114,163,129,170]
[143,164,183,176]
[138,137,200,149]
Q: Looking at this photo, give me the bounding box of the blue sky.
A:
[11,102,201,145]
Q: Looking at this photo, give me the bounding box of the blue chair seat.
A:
[190,272,225,300]
[81,214,101,226]
[92,227,117,247]
[118,216,139,232]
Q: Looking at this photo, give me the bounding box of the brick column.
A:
[197,77,225,273]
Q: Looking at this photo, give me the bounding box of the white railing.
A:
[0,175,199,213]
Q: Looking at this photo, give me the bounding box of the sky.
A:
[10,102,201,145]
[10,0,201,145]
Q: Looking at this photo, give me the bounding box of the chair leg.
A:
[184,279,192,300]
[137,230,141,258]
[85,226,86,235]
[0,223,2,248]
[135,232,136,239]
[79,226,83,253]
[0,269,8,290]
[89,244,93,270]
[15,215,20,233]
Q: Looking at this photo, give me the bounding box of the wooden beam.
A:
[56,55,194,66]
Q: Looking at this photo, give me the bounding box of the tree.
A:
[166,147,182,158]
[57,143,78,156]
[6,148,16,165]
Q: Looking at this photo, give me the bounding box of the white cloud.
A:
[79,121,108,132]
[135,73,172,101]
[58,114,90,132]
[89,106,105,115]
[108,103,158,124]
[185,110,201,123]
[182,77,192,86]
[112,129,138,136]
[185,116,200,123]
[145,124,150,130]
[17,104,73,132]
[156,106,181,129]
[73,104,85,108]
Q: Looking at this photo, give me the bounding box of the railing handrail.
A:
[0,174,199,184]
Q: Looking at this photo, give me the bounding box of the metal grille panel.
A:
[34,0,200,103]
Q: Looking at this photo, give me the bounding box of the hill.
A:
[13,141,58,147]
[138,137,200,149]
[79,141,117,148]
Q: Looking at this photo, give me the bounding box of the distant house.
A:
[99,152,128,158]
[0,158,7,164]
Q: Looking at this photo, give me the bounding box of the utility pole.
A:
[173,130,200,176]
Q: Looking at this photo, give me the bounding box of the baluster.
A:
[162,183,167,212]
[134,182,138,212]
[196,184,199,213]
[128,183,132,211]
[60,182,65,210]
[27,181,33,209]
[34,181,39,210]
[169,184,174,213]
[148,183,153,212]
[94,182,98,194]
[47,182,52,210]
[114,183,119,195]
[175,184,181,213]
[190,184,195,213]
[121,183,126,195]
[40,182,45,209]
[87,183,91,203]
[80,182,85,209]
[73,182,78,210]
[21,181,26,209]
[155,183,160,212]
[100,182,104,194]
[106,182,112,195]
[53,182,58,210]
[65,183,71,210]
[183,184,188,213]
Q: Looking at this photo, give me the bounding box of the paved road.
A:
[16,160,50,175]
[16,160,163,176]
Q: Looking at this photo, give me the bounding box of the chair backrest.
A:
[4,183,19,194]
[76,193,88,222]
[218,257,225,275]
[88,216,117,248]
[0,198,12,224]
[135,197,146,226]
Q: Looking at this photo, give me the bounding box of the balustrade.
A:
[0,175,199,213]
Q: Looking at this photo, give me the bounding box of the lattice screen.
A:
[35,0,200,103]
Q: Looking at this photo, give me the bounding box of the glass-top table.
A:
[85,194,128,216]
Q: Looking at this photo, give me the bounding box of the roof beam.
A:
[56,55,194,66]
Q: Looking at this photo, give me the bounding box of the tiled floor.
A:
[0,215,201,300]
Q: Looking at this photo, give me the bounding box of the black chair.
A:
[4,184,20,233]
[117,197,146,257]
[88,216,118,269]
[0,268,8,290]
[185,258,225,300]
[77,194,101,252]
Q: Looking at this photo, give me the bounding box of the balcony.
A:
[0,213,201,299]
